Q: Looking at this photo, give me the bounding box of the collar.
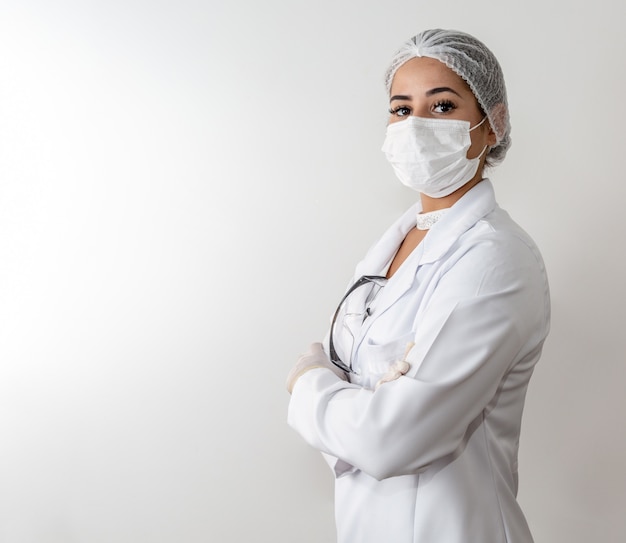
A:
[416,179,497,264]
[354,179,497,278]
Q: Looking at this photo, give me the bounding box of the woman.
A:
[286,29,550,543]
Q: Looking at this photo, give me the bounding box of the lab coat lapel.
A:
[418,179,497,264]
[352,202,420,280]
[352,203,423,336]
[356,180,497,337]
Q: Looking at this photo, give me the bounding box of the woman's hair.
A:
[385,29,511,166]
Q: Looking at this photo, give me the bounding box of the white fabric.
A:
[381,116,486,197]
[287,180,550,543]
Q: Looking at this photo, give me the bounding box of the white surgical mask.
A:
[381,116,488,198]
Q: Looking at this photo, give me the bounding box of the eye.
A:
[388,105,411,117]
[432,100,456,114]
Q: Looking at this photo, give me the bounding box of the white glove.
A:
[375,342,415,390]
[286,342,348,394]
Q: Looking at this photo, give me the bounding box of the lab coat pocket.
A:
[360,332,416,389]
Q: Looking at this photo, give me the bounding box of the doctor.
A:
[286,29,550,543]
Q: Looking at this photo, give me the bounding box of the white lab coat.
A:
[288,180,550,543]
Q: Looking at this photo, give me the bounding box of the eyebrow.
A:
[389,94,411,102]
[389,87,463,102]
[426,86,462,98]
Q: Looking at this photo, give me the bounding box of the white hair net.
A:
[384,29,511,165]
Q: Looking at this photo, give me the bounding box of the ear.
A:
[486,121,497,147]
[487,103,508,147]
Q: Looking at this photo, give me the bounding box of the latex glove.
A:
[286,342,347,394]
[375,342,414,390]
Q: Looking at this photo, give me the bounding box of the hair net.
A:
[384,29,511,165]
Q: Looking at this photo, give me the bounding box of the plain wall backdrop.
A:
[0,1,625,541]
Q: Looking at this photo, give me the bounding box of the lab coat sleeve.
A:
[287,235,549,481]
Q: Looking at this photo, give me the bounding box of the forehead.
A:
[390,56,473,96]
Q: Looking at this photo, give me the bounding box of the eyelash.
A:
[388,106,410,116]
[388,100,457,117]
[433,100,456,113]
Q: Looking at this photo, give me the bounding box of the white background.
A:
[0,1,624,542]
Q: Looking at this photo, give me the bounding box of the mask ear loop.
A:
[469,116,490,160]
[469,116,488,132]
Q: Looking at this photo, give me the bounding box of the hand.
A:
[375,341,415,390]
[286,342,348,394]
